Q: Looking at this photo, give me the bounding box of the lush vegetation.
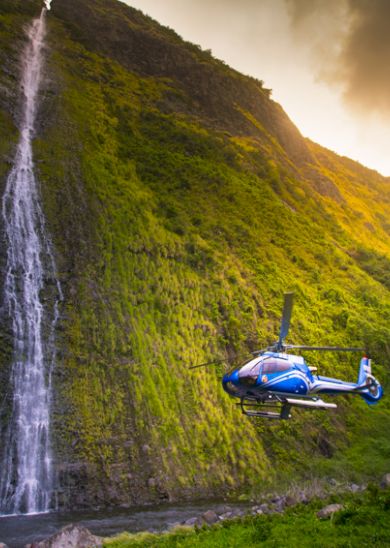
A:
[104,486,390,547]
[0,0,389,508]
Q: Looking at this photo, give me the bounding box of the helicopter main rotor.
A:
[252,292,364,356]
[190,292,365,369]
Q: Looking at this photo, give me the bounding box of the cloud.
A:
[286,0,390,118]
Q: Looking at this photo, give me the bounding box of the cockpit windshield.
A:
[238,357,262,378]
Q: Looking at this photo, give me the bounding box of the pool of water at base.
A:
[0,500,249,547]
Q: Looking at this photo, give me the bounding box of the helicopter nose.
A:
[223,370,238,383]
[222,370,240,395]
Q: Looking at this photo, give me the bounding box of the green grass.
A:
[104,487,390,547]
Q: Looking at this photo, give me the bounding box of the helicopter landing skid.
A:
[238,396,292,420]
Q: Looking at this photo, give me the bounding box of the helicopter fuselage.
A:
[192,292,383,419]
[222,352,382,405]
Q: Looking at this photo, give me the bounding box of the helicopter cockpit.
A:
[237,355,292,386]
[237,357,262,385]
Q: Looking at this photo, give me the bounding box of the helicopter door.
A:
[261,359,292,375]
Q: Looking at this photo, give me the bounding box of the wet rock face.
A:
[27,524,103,548]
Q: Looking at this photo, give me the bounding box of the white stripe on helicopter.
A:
[262,370,310,392]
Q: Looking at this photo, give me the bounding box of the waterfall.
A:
[0,7,61,515]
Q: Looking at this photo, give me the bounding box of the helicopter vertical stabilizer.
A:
[357,356,383,405]
[357,356,371,385]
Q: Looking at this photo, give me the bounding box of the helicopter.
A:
[191,293,383,419]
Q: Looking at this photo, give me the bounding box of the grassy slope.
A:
[0,0,389,507]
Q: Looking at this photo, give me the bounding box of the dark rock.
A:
[317,503,344,519]
[29,524,103,547]
[284,495,297,507]
[380,473,390,488]
[202,510,219,525]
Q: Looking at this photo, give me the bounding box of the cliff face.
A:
[0,0,390,509]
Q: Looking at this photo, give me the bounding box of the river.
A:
[0,500,249,547]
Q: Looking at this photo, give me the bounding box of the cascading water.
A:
[0,5,61,515]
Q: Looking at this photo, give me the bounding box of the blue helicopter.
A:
[192,293,383,419]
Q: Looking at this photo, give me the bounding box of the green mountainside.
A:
[0,0,389,509]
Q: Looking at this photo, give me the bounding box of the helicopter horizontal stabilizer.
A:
[285,398,337,410]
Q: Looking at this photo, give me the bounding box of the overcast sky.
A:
[122,0,390,177]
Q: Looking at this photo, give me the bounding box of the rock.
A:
[284,495,297,507]
[273,498,286,513]
[190,517,206,527]
[297,493,310,504]
[183,517,198,526]
[381,473,390,488]
[317,503,344,519]
[231,508,244,517]
[258,503,271,514]
[219,511,235,520]
[29,524,103,548]
[350,483,360,493]
[202,510,219,525]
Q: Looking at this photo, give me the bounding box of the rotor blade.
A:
[189,358,229,369]
[252,347,280,356]
[278,292,294,348]
[251,348,268,356]
[285,345,364,352]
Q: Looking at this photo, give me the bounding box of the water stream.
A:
[0,500,251,548]
[0,7,61,515]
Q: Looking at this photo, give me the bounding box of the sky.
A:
[122,0,390,177]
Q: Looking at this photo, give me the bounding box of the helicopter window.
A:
[238,358,262,378]
[262,359,291,374]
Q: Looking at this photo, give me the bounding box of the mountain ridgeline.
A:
[0,0,389,510]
